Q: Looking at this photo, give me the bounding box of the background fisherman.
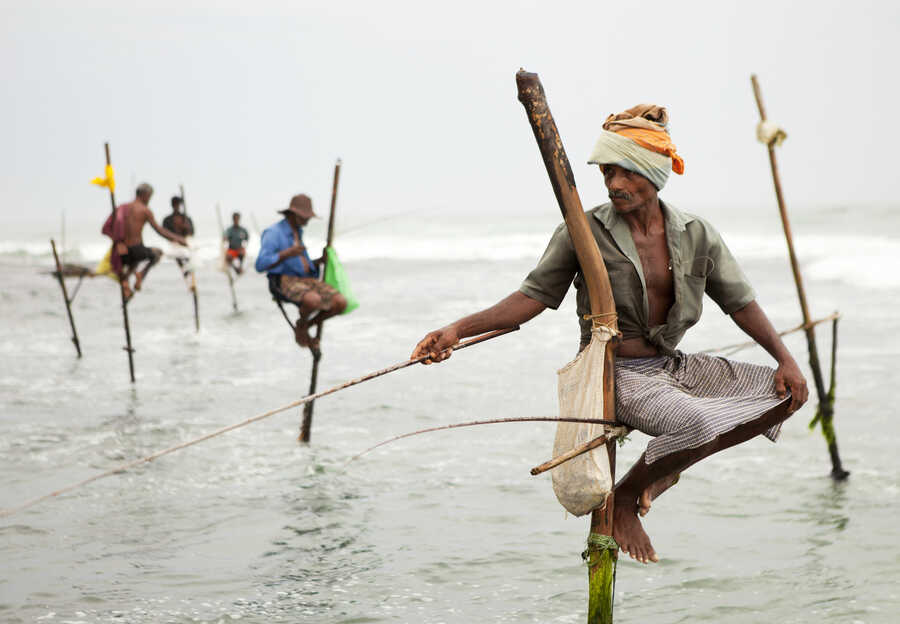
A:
[223,211,249,275]
[412,104,809,565]
[162,196,194,238]
[162,195,196,290]
[256,194,347,351]
[105,183,186,300]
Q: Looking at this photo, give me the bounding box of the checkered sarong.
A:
[615,352,790,464]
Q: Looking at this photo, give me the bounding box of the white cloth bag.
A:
[551,326,616,517]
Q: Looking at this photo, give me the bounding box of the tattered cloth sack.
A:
[552,325,620,517]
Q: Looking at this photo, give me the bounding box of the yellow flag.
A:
[90,164,116,192]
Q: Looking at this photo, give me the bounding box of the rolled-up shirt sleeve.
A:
[519,223,579,309]
[255,228,282,273]
[703,223,756,314]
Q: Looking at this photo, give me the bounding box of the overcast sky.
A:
[2,0,897,238]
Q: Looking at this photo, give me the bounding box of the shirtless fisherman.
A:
[412,105,809,565]
[114,183,186,300]
[162,195,196,290]
[256,194,347,351]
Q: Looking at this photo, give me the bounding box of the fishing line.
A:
[0,327,519,519]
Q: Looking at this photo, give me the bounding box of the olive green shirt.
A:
[519,201,756,353]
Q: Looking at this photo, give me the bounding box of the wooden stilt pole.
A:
[750,75,848,480]
[179,184,200,332]
[516,70,619,624]
[50,238,82,358]
[300,158,342,443]
[215,203,239,312]
[102,143,136,382]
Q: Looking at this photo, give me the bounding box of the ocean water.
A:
[1,204,898,623]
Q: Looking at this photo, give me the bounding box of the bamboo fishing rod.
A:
[215,203,239,312]
[516,70,620,624]
[103,143,136,382]
[0,327,518,519]
[50,238,82,357]
[300,158,342,443]
[179,184,200,333]
[750,75,848,480]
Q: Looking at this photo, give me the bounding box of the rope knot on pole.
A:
[583,534,619,566]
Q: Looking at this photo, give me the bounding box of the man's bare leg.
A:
[120,279,134,302]
[637,472,682,517]
[134,249,162,291]
[118,265,135,302]
[293,292,323,349]
[613,399,793,564]
[294,293,348,352]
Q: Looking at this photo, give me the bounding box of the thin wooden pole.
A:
[179,184,200,332]
[300,158,342,443]
[103,143,136,382]
[750,75,848,480]
[50,238,82,358]
[516,70,619,624]
[215,203,239,312]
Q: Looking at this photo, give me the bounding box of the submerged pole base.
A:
[585,532,618,623]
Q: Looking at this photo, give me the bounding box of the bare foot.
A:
[294,318,312,347]
[121,281,134,302]
[638,472,681,518]
[613,492,659,564]
[134,272,144,291]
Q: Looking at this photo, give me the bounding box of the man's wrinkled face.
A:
[601,164,658,214]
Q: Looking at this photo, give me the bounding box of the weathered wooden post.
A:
[179,184,200,332]
[300,158,342,443]
[750,74,848,479]
[100,143,136,382]
[516,70,620,623]
[50,238,82,357]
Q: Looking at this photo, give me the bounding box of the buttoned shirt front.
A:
[519,201,755,353]
[255,219,318,278]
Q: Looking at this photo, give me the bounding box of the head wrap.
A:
[587,104,684,190]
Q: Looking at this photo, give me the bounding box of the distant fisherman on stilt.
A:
[223,211,249,275]
[412,104,809,565]
[103,183,186,301]
[162,195,196,290]
[256,194,347,352]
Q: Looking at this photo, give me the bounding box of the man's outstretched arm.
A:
[148,212,187,246]
[411,291,546,364]
[730,300,809,412]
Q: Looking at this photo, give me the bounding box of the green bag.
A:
[323,246,359,314]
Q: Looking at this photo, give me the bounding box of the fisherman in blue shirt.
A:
[256,194,347,350]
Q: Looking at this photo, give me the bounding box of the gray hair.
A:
[136,182,154,198]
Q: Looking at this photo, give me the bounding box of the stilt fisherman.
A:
[256,194,347,351]
[412,104,809,564]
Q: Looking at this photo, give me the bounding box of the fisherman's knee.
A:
[302,291,322,310]
[333,294,348,313]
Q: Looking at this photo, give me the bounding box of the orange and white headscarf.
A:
[587,104,684,190]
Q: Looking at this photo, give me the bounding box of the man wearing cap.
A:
[256,194,347,350]
[411,105,808,565]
